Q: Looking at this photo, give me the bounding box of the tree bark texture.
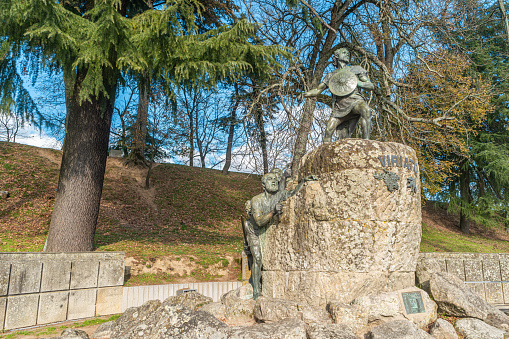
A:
[222,84,240,175]
[45,70,116,252]
[255,107,269,174]
[125,78,149,167]
[459,165,470,235]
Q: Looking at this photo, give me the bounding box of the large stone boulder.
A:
[261,140,421,307]
[367,320,433,339]
[228,317,307,339]
[254,297,331,324]
[353,287,437,329]
[91,321,114,339]
[220,284,256,324]
[429,318,458,339]
[416,255,444,294]
[199,302,226,320]
[109,300,229,339]
[327,300,368,334]
[53,329,90,339]
[430,272,509,330]
[166,291,213,310]
[454,318,505,339]
[306,323,358,339]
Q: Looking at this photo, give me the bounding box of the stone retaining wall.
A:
[419,252,509,304]
[0,252,124,330]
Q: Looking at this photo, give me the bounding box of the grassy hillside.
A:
[1,141,509,286]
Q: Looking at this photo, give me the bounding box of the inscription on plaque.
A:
[401,291,425,314]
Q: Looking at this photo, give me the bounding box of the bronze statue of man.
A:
[305,48,374,141]
[243,171,316,299]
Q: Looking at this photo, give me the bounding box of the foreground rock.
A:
[52,329,90,339]
[368,320,433,339]
[430,272,509,330]
[220,284,256,324]
[327,300,368,334]
[428,318,458,339]
[455,318,505,339]
[353,287,437,329]
[91,321,114,339]
[306,323,357,339]
[109,301,229,339]
[229,318,307,339]
[254,297,331,324]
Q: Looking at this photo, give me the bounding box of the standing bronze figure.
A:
[305,48,374,141]
[243,171,316,299]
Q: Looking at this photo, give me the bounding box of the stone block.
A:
[0,263,9,296]
[483,260,504,304]
[98,260,124,287]
[464,260,485,300]
[70,261,99,289]
[37,291,69,324]
[96,287,122,316]
[4,294,39,330]
[445,259,465,281]
[500,259,509,304]
[41,261,71,292]
[8,262,42,295]
[0,297,6,330]
[68,289,97,320]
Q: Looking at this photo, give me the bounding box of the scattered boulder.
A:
[55,329,90,339]
[430,272,509,330]
[221,284,256,324]
[110,302,229,339]
[0,191,9,199]
[416,257,443,294]
[109,299,161,337]
[199,302,226,320]
[326,300,368,333]
[91,321,114,339]
[454,318,505,339]
[254,297,331,325]
[165,291,213,310]
[429,318,458,339]
[367,319,433,339]
[306,323,357,339]
[353,287,437,329]
[228,317,307,339]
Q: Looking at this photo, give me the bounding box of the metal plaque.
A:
[329,69,357,96]
[401,291,425,314]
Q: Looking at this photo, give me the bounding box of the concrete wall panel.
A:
[37,291,69,324]
[41,261,71,292]
[96,287,122,316]
[4,294,39,330]
[70,261,99,290]
[8,262,42,295]
[68,289,97,320]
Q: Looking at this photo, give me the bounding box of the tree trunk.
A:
[459,164,470,235]
[45,69,116,252]
[291,96,317,174]
[189,109,194,167]
[222,84,240,175]
[255,108,269,174]
[125,78,149,167]
[498,0,509,53]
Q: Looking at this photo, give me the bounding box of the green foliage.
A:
[0,0,290,103]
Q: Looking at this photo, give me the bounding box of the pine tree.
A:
[0,0,287,251]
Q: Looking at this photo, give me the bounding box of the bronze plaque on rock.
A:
[401,291,425,314]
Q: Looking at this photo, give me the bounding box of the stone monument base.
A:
[261,139,422,308]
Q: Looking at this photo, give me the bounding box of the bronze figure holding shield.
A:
[305,48,374,142]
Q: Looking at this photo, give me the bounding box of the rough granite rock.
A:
[261,140,421,307]
[327,300,368,333]
[199,301,226,320]
[91,321,114,339]
[306,323,357,339]
[165,291,213,310]
[454,318,505,339]
[254,297,331,324]
[430,272,509,331]
[110,302,229,339]
[429,318,458,339]
[416,257,443,294]
[228,317,307,339]
[57,328,90,339]
[368,320,433,339]
[109,299,161,337]
[220,285,256,324]
[353,287,437,329]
